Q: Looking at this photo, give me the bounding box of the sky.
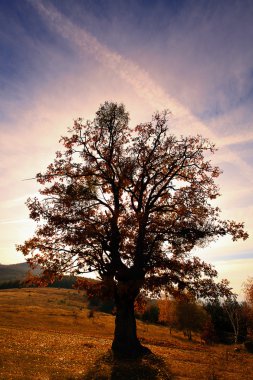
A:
[0,0,252,299]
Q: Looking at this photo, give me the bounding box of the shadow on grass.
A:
[82,350,174,380]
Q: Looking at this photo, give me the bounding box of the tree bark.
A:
[111,281,151,358]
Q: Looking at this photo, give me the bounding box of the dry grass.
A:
[0,288,252,379]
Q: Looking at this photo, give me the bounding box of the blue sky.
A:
[0,0,252,298]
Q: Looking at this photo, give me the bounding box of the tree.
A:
[141,301,159,324]
[158,295,208,338]
[244,277,253,313]
[158,297,177,334]
[175,298,208,340]
[223,297,243,344]
[200,318,217,344]
[204,299,247,344]
[17,101,248,357]
[243,277,253,336]
[204,300,230,343]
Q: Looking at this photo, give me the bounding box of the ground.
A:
[0,288,252,379]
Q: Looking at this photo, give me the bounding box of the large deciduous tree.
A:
[17,101,248,357]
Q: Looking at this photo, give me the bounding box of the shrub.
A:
[141,304,159,324]
[244,340,253,353]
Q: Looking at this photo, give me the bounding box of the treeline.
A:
[87,282,253,351]
[0,276,77,290]
[156,297,248,344]
[0,279,22,289]
[86,295,249,344]
[137,295,253,351]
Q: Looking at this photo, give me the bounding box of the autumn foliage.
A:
[244,278,253,338]
[17,101,248,356]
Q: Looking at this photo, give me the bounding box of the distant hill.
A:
[0,262,90,290]
[0,262,30,283]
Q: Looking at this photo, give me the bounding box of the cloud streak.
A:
[218,132,253,147]
[29,1,211,133]
[29,0,253,184]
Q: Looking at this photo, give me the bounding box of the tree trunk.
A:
[111,282,151,358]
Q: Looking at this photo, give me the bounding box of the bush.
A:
[244,340,253,353]
[141,304,159,324]
[88,296,115,314]
[49,276,77,289]
[200,319,218,344]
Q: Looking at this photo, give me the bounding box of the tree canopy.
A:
[17,101,248,356]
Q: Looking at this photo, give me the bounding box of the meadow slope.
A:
[0,288,252,380]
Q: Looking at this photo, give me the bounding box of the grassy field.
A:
[0,288,252,379]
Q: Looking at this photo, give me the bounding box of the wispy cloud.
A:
[218,132,253,147]
[29,1,212,134]
[28,1,253,183]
